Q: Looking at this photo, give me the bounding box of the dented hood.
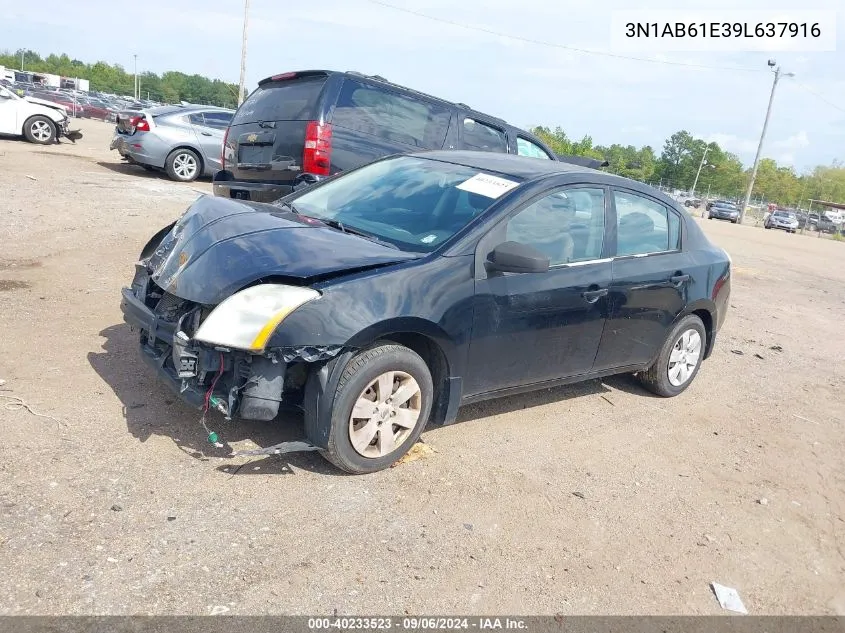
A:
[147,195,419,305]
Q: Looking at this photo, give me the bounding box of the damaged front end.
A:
[120,256,344,424]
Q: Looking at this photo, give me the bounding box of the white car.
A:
[0,85,77,144]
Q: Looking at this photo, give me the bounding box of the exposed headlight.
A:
[193,284,320,352]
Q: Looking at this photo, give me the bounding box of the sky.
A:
[2,0,843,171]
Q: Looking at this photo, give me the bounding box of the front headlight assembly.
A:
[193,284,320,353]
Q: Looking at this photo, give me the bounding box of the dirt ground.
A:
[0,119,843,616]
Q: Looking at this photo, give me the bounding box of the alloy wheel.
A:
[30,120,52,142]
[172,153,198,179]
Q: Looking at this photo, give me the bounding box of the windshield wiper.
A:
[318,219,399,250]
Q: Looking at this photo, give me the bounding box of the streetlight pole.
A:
[238,0,251,106]
[20,50,24,71]
[739,61,794,224]
[133,54,138,100]
[690,145,710,199]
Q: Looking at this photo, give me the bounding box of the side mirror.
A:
[486,241,550,274]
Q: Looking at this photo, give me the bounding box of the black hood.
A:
[147,195,419,305]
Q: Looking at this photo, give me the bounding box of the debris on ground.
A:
[110,504,123,512]
[758,497,769,506]
[25,175,37,181]
[754,353,765,360]
[711,582,748,614]
[731,349,744,355]
[391,441,435,467]
[0,392,64,428]
[572,491,586,499]
[770,345,783,352]
[600,395,615,406]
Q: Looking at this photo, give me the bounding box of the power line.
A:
[365,0,766,73]
[792,81,845,114]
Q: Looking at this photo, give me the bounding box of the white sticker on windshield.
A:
[456,173,519,199]
[421,234,438,244]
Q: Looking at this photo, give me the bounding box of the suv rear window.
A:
[232,76,327,125]
[331,78,452,149]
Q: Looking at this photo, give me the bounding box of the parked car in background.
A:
[764,209,799,233]
[122,150,731,473]
[707,201,740,223]
[213,70,559,203]
[0,84,78,144]
[683,198,702,209]
[815,215,841,234]
[28,90,85,118]
[110,104,235,181]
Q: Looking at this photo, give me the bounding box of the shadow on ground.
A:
[96,160,212,183]
[87,323,341,477]
[89,323,651,477]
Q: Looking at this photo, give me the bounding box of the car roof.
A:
[412,150,598,178]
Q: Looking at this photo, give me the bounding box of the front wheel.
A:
[165,148,201,182]
[317,343,433,474]
[637,314,706,397]
[23,116,56,144]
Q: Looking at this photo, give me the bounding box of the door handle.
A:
[581,288,608,303]
[201,131,213,136]
[670,273,690,284]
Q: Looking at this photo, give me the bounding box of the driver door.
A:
[464,186,612,396]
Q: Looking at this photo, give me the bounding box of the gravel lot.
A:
[1,119,843,616]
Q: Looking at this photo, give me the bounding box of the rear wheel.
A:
[23,116,56,144]
[316,343,433,474]
[637,315,706,397]
[165,148,201,182]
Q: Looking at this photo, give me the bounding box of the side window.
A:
[462,118,508,153]
[613,190,680,256]
[332,79,451,149]
[188,113,205,126]
[517,136,552,159]
[203,112,233,129]
[505,188,606,266]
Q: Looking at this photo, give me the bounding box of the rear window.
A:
[331,78,452,149]
[232,76,327,125]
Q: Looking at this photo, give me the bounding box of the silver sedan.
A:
[110,104,234,182]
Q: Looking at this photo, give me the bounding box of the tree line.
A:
[531,127,844,209]
[2,49,240,108]
[4,49,843,207]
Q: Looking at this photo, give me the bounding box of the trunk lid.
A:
[224,72,330,188]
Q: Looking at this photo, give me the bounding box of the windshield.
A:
[714,203,737,210]
[774,211,795,218]
[285,156,523,253]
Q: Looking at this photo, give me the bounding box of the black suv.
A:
[212,70,558,202]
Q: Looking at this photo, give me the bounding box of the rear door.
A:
[328,77,453,171]
[189,111,232,172]
[223,73,330,188]
[458,116,509,154]
[591,188,690,372]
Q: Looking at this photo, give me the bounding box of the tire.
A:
[317,343,434,474]
[732,219,738,224]
[23,116,56,144]
[637,314,706,398]
[164,148,201,182]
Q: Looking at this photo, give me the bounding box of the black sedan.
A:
[120,151,732,474]
[707,202,740,223]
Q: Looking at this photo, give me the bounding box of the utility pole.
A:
[133,54,138,100]
[20,50,24,71]
[690,145,711,199]
[739,60,794,224]
[238,0,251,106]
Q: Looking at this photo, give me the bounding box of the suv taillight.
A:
[221,126,230,171]
[130,115,150,132]
[303,121,332,176]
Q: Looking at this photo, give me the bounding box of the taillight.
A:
[303,121,332,176]
[221,126,229,171]
[130,115,150,132]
